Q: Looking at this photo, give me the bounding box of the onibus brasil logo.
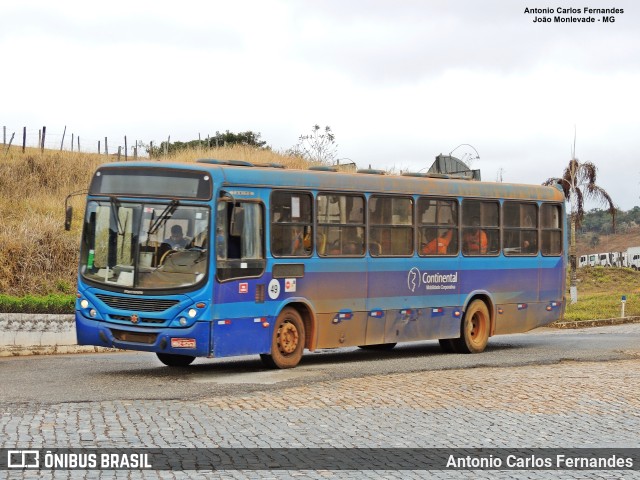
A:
[407,267,458,293]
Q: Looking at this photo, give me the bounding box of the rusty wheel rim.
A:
[277,321,299,355]
[468,311,486,348]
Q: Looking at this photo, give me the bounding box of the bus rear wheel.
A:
[260,307,305,369]
[156,352,196,367]
[451,299,490,354]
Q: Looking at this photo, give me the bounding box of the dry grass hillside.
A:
[0,145,307,296]
[2,144,637,298]
[575,226,640,256]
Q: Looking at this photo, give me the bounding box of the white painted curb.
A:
[0,313,115,356]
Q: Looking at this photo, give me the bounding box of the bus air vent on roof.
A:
[256,163,286,169]
[402,172,429,178]
[357,168,385,175]
[197,159,227,165]
[402,172,451,179]
[196,159,254,167]
[309,166,338,172]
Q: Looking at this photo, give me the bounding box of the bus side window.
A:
[503,202,538,256]
[417,197,458,256]
[369,195,413,256]
[317,194,365,257]
[462,200,499,256]
[271,191,313,257]
[541,203,563,256]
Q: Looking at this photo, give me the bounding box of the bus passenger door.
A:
[211,199,271,357]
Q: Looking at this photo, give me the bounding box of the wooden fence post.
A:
[117,146,121,161]
[3,126,6,145]
[124,136,128,161]
[77,136,80,152]
[60,126,66,151]
[71,133,74,152]
[22,127,26,153]
[41,126,46,152]
[3,132,15,157]
[105,137,108,156]
[98,140,101,155]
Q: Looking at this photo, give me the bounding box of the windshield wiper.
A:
[148,199,180,236]
[109,196,124,235]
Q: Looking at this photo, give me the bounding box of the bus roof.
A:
[95,160,565,203]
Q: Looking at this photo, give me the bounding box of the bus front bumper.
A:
[75,313,211,357]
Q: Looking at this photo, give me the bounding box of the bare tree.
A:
[294,125,338,165]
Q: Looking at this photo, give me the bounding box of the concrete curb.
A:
[0,313,117,357]
[2,313,640,356]
[550,316,640,329]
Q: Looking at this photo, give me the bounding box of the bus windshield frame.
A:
[80,199,210,291]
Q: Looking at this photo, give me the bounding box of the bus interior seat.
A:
[317,233,327,256]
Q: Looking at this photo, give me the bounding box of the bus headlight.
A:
[179,317,188,326]
[188,308,198,318]
[80,299,90,309]
[89,309,97,318]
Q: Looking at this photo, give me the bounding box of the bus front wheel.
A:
[438,339,456,353]
[260,307,305,369]
[156,352,196,367]
[451,299,490,354]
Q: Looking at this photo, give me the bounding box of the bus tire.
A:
[357,343,396,351]
[260,307,305,369]
[156,352,196,367]
[451,299,490,354]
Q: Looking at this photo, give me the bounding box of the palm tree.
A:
[544,158,616,303]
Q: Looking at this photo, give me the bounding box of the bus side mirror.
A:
[65,206,73,231]
[64,189,87,231]
[230,206,245,237]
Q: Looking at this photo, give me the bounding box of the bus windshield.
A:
[80,200,210,290]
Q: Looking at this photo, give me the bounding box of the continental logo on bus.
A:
[407,267,458,293]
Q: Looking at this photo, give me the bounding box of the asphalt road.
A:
[1,323,639,405]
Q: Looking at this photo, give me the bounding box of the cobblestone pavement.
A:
[2,354,640,479]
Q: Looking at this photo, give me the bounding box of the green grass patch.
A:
[564,292,640,321]
[0,294,75,314]
[564,267,640,321]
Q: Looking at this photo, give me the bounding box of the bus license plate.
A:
[171,338,196,348]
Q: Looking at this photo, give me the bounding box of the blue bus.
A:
[73,160,566,368]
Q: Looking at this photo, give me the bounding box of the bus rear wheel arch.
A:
[260,307,306,369]
[451,298,490,354]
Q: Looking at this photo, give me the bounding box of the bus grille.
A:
[109,315,167,325]
[110,329,158,344]
[95,294,180,312]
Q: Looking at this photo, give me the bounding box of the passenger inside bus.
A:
[421,229,454,255]
[463,217,488,254]
[291,227,312,255]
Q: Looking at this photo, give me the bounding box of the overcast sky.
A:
[2,0,638,210]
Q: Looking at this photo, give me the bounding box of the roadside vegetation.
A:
[0,144,307,299]
[1,141,639,321]
[564,267,640,321]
